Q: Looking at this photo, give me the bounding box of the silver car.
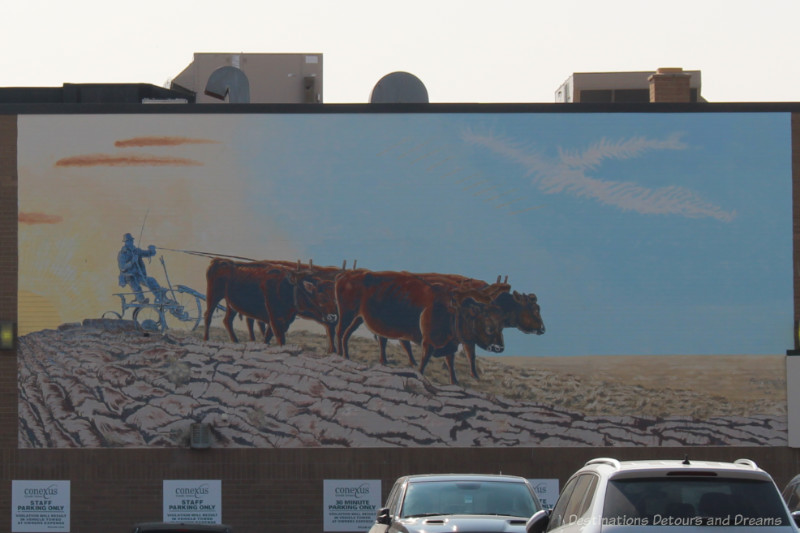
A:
[368,474,543,533]
[528,457,798,533]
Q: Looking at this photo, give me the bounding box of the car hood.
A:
[396,514,529,533]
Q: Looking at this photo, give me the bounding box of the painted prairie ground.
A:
[205,326,786,420]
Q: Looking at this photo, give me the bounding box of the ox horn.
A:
[504,275,509,283]
[497,275,501,283]
[353,259,357,270]
[342,259,347,270]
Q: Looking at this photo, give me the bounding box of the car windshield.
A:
[400,480,538,518]
[603,477,790,526]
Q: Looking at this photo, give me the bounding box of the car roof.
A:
[576,457,772,481]
[404,473,531,483]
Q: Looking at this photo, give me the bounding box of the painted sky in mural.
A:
[18,111,792,357]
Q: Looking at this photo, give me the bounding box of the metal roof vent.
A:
[370,71,428,103]
[190,422,211,449]
[205,66,251,103]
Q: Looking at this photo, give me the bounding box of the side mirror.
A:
[526,509,550,533]
[376,507,392,526]
[791,510,800,528]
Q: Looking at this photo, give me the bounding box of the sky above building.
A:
[2,0,799,104]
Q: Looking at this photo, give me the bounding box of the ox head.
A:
[494,290,545,335]
[289,271,339,324]
[451,294,505,354]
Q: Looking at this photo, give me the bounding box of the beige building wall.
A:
[171,53,323,104]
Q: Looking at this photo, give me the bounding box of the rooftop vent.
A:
[205,66,251,103]
[370,72,428,103]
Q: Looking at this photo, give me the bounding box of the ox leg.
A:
[267,318,284,346]
[335,312,358,356]
[246,318,257,341]
[245,319,270,343]
[324,323,337,353]
[445,351,459,385]
[248,320,269,343]
[463,342,479,379]
[378,337,389,365]
[273,325,287,346]
[203,294,225,341]
[338,316,363,359]
[222,309,239,343]
[400,340,416,367]
[418,344,435,376]
[420,346,459,384]
[268,315,295,346]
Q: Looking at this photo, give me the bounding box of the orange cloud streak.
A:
[114,136,219,148]
[19,212,63,224]
[55,154,203,167]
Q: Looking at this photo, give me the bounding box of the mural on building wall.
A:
[16,111,792,448]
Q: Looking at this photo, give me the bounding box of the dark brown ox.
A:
[286,263,342,352]
[237,259,301,343]
[377,273,511,376]
[410,274,544,379]
[203,259,340,350]
[493,290,545,334]
[334,270,505,384]
[204,259,296,344]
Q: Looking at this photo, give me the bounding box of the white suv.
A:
[527,457,798,533]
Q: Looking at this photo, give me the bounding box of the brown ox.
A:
[204,259,297,345]
[375,273,510,375]
[334,270,505,384]
[287,263,342,352]
[203,259,341,351]
[400,274,545,379]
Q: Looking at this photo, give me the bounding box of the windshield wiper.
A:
[404,513,449,518]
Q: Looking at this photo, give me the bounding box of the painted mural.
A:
[16,110,793,448]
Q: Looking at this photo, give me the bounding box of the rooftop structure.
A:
[555,67,704,103]
[170,52,323,104]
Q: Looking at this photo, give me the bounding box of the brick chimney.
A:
[648,67,692,102]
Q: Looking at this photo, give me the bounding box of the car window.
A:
[385,479,404,515]
[546,476,579,531]
[576,475,598,518]
[603,477,790,526]
[562,474,596,522]
[784,478,800,512]
[400,480,538,518]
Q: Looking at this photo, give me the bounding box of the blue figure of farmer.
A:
[117,233,165,303]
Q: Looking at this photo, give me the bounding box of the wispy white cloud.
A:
[558,133,687,171]
[462,130,736,222]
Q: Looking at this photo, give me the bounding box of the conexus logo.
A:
[174,484,211,497]
[23,484,59,500]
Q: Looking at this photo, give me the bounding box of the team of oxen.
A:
[203,259,545,384]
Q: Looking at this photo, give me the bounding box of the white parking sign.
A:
[12,480,70,532]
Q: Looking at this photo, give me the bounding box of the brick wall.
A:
[793,114,800,350]
[649,68,692,103]
[0,447,798,533]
